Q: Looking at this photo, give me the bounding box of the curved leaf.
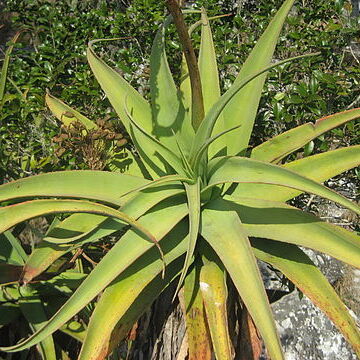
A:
[87,40,151,132]
[125,102,184,175]
[22,185,184,283]
[0,198,188,352]
[0,199,158,254]
[0,170,148,206]
[21,243,77,285]
[87,39,166,177]
[251,108,360,162]
[0,231,27,266]
[79,221,189,360]
[179,13,227,149]
[190,53,319,165]
[192,125,240,175]
[120,174,192,199]
[206,156,360,216]
[201,200,283,360]
[179,49,193,147]
[252,238,360,357]
[232,145,360,201]
[225,196,360,269]
[45,184,184,244]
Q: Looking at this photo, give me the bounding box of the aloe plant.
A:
[1,0,360,359]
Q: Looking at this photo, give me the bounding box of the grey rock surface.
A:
[273,291,357,360]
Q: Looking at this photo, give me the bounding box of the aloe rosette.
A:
[1,0,360,359]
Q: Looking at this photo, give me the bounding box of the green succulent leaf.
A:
[191,52,319,166]
[225,196,360,269]
[174,179,201,298]
[233,145,360,201]
[18,286,57,360]
[44,213,110,244]
[21,185,184,283]
[251,108,360,163]
[1,199,154,241]
[0,171,148,206]
[192,125,241,175]
[206,156,360,216]
[45,184,184,244]
[0,199,188,352]
[172,130,194,177]
[78,222,188,359]
[150,17,187,153]
[198,8,223,159]
[222,0,296,156]
[86,39,151,131]
[87,39,167,178]
[21,243,78,285]
[120,174,194,200]
[0,199,164,265]
[252,238,360,357]
[0,231,27,266]
[45,92,97,130]
[201,200,283,360]
[124,100,184,175]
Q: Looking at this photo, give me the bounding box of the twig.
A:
[306,194,315,208]
[346,93,360,110]
[349,45,360,64]
[68,248,84,266]
[82,252,98,266]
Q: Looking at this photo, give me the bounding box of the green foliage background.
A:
[1,0,359,179]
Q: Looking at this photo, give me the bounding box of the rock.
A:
[273,292,357,360]
[351,0,360,16]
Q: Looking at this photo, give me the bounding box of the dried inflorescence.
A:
[53,118,127,170]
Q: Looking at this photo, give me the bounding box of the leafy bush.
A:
[0,0,360,359]
[1,0,359,180]
[0,0,164,178]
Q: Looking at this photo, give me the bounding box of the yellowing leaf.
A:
[201,200,283,360]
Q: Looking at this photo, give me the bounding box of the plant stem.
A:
[166,0,205,131]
